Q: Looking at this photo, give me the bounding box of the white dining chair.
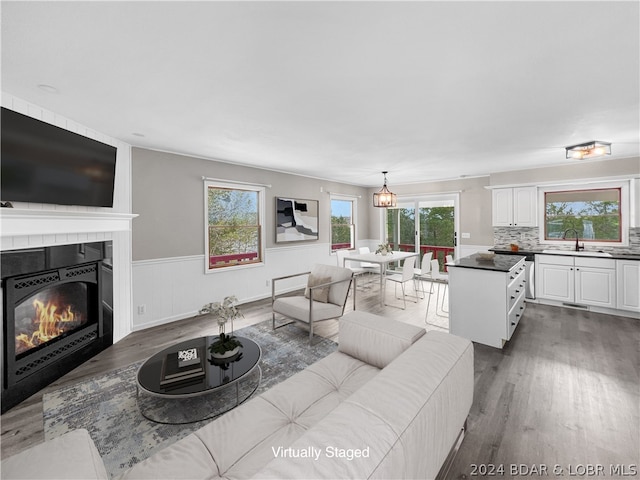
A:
[358,247,382,275]
[426,259,449,320]
[336,249,368,291]
[414,252,434,298]
[384,256,418,310]
[335,249,367,276]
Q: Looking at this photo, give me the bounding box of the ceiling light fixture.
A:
[37,84,58,94]
[565,141,611,160]
[373,171,397,208]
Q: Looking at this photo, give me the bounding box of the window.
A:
[543,185,625,244]
[330,196,355,251]
[205,181,265,271]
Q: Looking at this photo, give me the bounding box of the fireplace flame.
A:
[15,298,82,355]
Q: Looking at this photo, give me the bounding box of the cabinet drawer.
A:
[508,278,526,309]
[574,257,615,269]
[537,254,574,266]
[508,297,526,339]
[508,263,526,286]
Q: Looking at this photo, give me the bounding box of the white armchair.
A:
[272,264,354,344]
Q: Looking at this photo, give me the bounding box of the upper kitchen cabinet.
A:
[492,186,537,227]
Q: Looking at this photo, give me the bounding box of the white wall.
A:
[0,93,134,342]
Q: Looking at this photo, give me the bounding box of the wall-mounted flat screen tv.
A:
[1,107,117,207]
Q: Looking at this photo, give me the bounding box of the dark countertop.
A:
[490,248,640,261]
[449,253,525,272]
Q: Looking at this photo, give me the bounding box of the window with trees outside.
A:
[544,187,622,243]
[331,197,355,251]
[205,181,265,271]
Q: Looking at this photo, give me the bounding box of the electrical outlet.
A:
[266,279,270,287]
[137,305,146,315]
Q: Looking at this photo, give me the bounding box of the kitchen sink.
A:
[541,249,612,257]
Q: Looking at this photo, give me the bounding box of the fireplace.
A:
[1,242,113,413]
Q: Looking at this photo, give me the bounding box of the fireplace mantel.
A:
[0,208,138,238]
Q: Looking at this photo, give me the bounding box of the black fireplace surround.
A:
[1,242,113,413]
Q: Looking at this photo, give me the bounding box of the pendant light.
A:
[373,171,397,208]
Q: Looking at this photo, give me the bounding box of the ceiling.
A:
[2,1,639,187]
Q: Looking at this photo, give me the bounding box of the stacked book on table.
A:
[160,347,205,387]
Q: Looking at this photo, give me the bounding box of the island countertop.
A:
[448,253,525,272]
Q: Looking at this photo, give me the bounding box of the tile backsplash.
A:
[494,227,640,254]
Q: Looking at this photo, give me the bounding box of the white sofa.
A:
[1,311,474,480]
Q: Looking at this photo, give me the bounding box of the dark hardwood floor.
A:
[2,275,639,480]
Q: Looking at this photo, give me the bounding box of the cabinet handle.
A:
[511,322,516,326]
[515,290,520,293]
[511,295,515,299]
[520,306,524,310]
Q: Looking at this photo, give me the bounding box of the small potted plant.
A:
[375,241,392,256]
[200,295,244,359]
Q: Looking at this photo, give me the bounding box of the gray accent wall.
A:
[131,147,370,261]
[132,148,639,261]
[365,175,495,247]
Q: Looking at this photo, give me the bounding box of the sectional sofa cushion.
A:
[1,429,108,480]
[337,310,426,368]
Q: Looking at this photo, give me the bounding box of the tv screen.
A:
[1,107,117,207]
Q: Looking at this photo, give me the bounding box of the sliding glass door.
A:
[386,201,417,253]
[385,194,459,271]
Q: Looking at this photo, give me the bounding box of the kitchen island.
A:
[448,253,527,349]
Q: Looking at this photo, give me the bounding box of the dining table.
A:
[341,250,419,303]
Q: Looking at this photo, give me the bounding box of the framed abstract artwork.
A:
[275,197,319,243]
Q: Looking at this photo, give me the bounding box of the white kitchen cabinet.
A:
[537,258,574,302]
[616,260,640,312]
[536,254,616,308]
[449,255,527,349]
[491,187,537,227]
[575,261,616,308]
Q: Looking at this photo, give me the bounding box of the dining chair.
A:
[426,259,449,320]
[384,256,418,310]
[358,247,382,275]
[336,249,368,290]
[414,252,434,298]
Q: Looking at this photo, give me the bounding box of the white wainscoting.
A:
[0,93,134,343]
[132,242,337,331]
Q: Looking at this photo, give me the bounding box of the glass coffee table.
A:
[136,335,261,424]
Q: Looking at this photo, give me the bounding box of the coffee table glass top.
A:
[137,335,261,398]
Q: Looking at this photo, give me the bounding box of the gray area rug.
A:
[43,320,337,478]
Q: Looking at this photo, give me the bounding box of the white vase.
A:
[211,346,240,359]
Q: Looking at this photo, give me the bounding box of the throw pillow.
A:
[304,274,331,303]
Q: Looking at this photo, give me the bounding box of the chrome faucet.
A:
[562,228,584,251]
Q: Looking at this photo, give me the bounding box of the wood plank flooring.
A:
[2,275,638,480]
